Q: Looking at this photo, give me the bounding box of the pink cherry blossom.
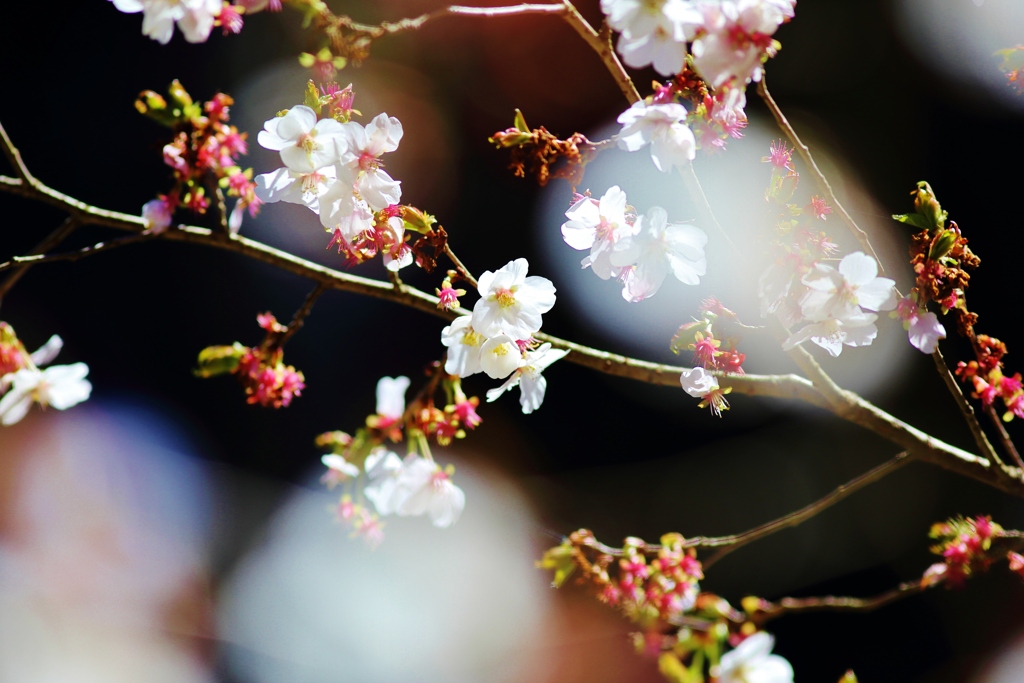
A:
[610,206,707,301]
[561,186,638,279]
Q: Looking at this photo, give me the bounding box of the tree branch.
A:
[3,164,1022,496]
[931,346,1004,467]
[699,451,913,569]
[760,580,924,620]
[0,216,81,306]
[756,77,885,274]
[274,282,329,349]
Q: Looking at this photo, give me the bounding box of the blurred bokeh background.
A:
[3,0,1024,681]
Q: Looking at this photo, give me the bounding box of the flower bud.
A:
[913,181,946,231]
[194,342,247,377]
[928,229,957,261]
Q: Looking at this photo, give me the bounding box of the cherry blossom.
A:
[895,296,946,354]
[337,113,404,211]
[799,252,896,321]
[320,454,359,488]
[603,0,703,76]
[441,316,486,377]
[679,366,731,416]
[617,101,696,173]
[479,335,522,380]
[373,375,410,428]
[782,306,879,358]
[716,632,794,683]
[472,258,557,339]
[610,206,707,302]
[109,0,223,44]
[362,447,406,515]
[258,105,346,174]
[691,0,793,89]
[393,457,466,528]
[320,192,375,242]
[561,186,638,279]
[363,451,466,528]
[680,366,717,398]
[254,164,337,213]
[0,364,92,426]
[486,343,569,414]
[142,196,174,233]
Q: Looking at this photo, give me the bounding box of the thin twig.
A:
[760,581,923,620]
[756,77,885,273]
[931,346,1004,467]
[443,243,478,289]
[0,232,158,273]
[274,282,329,349]
[984,405,1024,470]
[699,451,913,569]
[0,216,81,306]
[557,0,640,103]
[0,121,36,184]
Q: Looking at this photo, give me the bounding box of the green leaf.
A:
[194,342,247,378]
[535,541,576,588]
[892,213,933,230]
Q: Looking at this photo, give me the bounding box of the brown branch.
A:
[984,404,1024,470]
[931,346,1004,467]
[274,282,329,349]
[699,451,913,569]
[756,77,885,274]
[443,243,478,289]
[760,580,924,620]
[0,121,36,185]
[0,232,159,273]
[0,216,81,306]
[3,132,1024,497]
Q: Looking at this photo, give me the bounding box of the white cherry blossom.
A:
[716,632,794,683]
[441,316,486,377]
[800,252,896,321]
[318,186,375,239]
[320,454,359,488]
[338,113,403,211]
[472,258,557,339]
[0,364,92,426]
[376,375,410,421]
[363,448,406,515]
[486,343,569,414]
[258,106,346,174]
[602,0,701,75]
[254,165,337,212]
[617,101,696,173]
[561,186,638,279]
[380,216,413,272]
[680,366,718,398]
[611,206,707,302]
[907,311,946,354]
[691,0,791,88]
[393,457,466,528]
[782,305,878,358]
[479,335,522,380]
[109,0,222,44]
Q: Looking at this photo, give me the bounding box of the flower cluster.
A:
[923,516,1001,589]
[136,81,261,233]
[255,83,420,271]
[561,187,708,301]
[601,0,794,153]
[895,183,1024,417]
[538,530,794,682]
[316,375,469,546]
[109,0,270,44]
[670,300,751,416]
[753,141,896,357]
[194,312,305,408]
[0,322,92,426]
[441,259,568,414]
[649,62,752,154]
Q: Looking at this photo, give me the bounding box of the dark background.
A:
[3,1,1024,681]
